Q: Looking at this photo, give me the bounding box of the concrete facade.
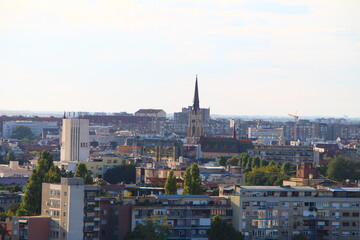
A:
[60,118,90,162]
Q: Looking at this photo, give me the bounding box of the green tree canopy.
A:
[17,151,60,215]
[281,162,292,173]
[103,164,136,184]
[227,157,239,166]
[246,165,292,186]
[183,163,204,195]
[11,126,34,140]
[74,163,93,184]
[291,233,308,240]
[218,156,227,166]
[124,217,170,240]
[208,215,244,240]
[6,151,16,162]
[326,155,360,182]
[165,170,177,195]
[260,159,269,167]
[252,156,261,168]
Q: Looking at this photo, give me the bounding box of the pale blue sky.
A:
[1,0,359,117]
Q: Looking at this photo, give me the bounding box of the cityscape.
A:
[1,1,359,240]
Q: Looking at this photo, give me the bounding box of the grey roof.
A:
[156,195,210,199]
[239,186,316,192]
[327,187,360,192]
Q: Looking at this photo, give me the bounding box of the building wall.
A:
[229,186,360,240]
[2,121,58,139]
[60,118,90,162]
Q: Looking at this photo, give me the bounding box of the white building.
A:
[2,121,58,139]
[60,118,90,162]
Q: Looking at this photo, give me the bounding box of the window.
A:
[64,192,67,196]
[305,192,311,196]
[353,212,359,217]
[63,212,66,217]
[342,222,349,227]
[343,212,350,217]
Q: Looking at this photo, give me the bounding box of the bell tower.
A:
[187,76,204,144]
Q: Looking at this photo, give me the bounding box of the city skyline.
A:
[1,0,359,117]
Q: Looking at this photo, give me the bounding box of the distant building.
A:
[0,161,32,178]
[2,121,58,139]
[135,109,166,119]
[125,137,183,162]
[248,145,317,165]
[248,126,284,145]
[85,156,134,178]
[200,136,253,159]
[60,118,90,162]
[187,76,204,144]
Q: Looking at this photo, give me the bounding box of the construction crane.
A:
[288,113,299,142]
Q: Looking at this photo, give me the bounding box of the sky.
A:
[1,0,359,117]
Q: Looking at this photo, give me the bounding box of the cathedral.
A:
[186,76,204,144]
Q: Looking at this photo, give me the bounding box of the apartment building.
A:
[12,216,50,240]
[131,195,233,240]
[226,185,360,240]
[248,145,317,165]
[41,178,100,240]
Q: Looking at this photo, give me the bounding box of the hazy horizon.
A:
[1,1,359,117]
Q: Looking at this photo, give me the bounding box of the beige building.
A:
[60,118,90,162]
[0,161,32,177]
[41,178,100,240]
[85,156,134,178]
[226,185,360,240]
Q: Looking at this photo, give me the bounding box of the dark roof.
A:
[136,109,164,114]
[0,177,28,185]
[200,137,253,153]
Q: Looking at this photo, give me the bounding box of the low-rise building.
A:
[12,216,50,240]
[85,155,134,178]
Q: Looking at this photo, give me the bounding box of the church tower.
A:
[187,76,204,144]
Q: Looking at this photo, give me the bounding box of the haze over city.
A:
[1,0,359,117]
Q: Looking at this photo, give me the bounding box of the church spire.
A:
[193,75,200,112]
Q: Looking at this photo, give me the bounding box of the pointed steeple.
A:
[193,75,200,113]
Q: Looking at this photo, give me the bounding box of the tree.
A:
[182,167,192,195]
[183,163,204,195]
[11,126,34,140]
[6,151,15,162]
[260,159,269,167]
[227,157,239,166]
[218,156,227,166]
[209,215,243,240]
[245,161,252,172]
[239,153,250,167]
[17,151,60,215]
[269,161,276,166]
[291,232,308,240]
[74,163,93,184]
[281,162,292,173]
[103,164,136,184]
[165,170,177,195]
[246,165,292,186]
[326,155,360,182]
[252,156,260,168]
[124,217,171,240]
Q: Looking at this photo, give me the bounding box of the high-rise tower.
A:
[60,116,90,162]
[187,76,204,144]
